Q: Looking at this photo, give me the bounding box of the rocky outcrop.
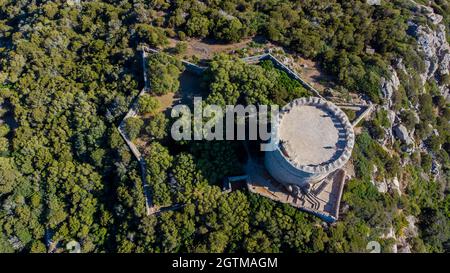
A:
[380,67,400,108]
[409,23,450,81]
[378,68,400,148]
[379,215,418,253]
[396,215,419,253]
[376,180,388,193]
[382,109,396,146]
[390,176,401,196]
[412,1,443,25]
[404,215,419,238]
[371,162,401,195]
[373,177,401,196]
[431,159,441,176]
[393,124,415,154]
[394,124,414,152]
[408,1,450,100]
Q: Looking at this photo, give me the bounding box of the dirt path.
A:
[166,37,340,96]
[167,37,253,60]
[295,57,334,92]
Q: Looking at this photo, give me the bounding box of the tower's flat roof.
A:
[277,97,354,171]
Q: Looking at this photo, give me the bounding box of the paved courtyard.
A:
[245,149,346,222]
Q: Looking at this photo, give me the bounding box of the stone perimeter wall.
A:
[117,47,152,215]
[126,46,354,217]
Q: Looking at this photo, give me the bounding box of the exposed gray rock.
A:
[379,67,403,149]
[380,67,400,108]
[404,215,419,238]
[375,177,402,195]
[412,0,443,25]
[389,176,401,196]
[396,215,418,253]
[394,124,413,146]
[380,108,396,147]
[412,24,450,79]
[387,109,397,125]
[381,226,396,240]
[431,160,440,176]
[395,58,407,74]
[8,236,23,250]
[376,180,388,193]
[379,226,398,253]
[397,242,412,253]
[407,3,450,99]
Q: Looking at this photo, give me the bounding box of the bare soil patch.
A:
[167,37,253,60]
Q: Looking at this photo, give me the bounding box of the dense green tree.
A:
[146,113,168,140]
[206,55,308,106]
[189,141,242,184]
[0,124,9,137]
[145,142,173,206]
[185,14,210,38]
[0,157,19,195]
[138,94,160,115]
[125,117,144,141]
[135,24,168,47]
[212,17,244,43]
[400,110,418,131]
[172,153,205,203]
[0,137,9,154]
[244,230,273,253]
[147,53,184,95]
[419,207,450,252]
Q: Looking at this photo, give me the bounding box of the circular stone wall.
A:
[264,97,354,187]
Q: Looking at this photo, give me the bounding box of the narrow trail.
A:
[117,47,152,216]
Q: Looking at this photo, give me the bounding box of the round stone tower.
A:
[264,97,354,190]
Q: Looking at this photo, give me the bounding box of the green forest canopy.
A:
[0,0,448,253]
